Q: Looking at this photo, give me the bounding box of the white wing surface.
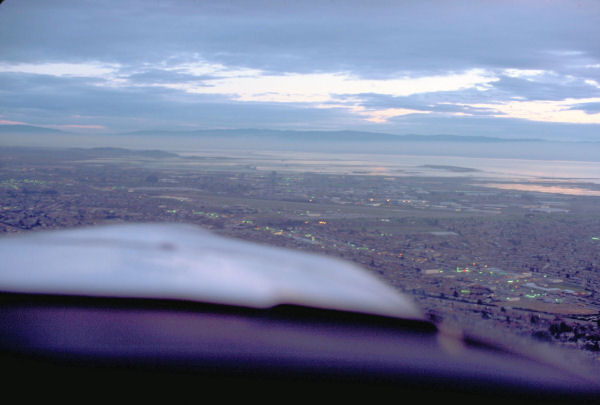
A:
[0,223,423,320]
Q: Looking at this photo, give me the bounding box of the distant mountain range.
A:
[0,124,561,143]
[3,124,599,143]
[122,128,545,143]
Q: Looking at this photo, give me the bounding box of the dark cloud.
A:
[2,0,598,73]
[490,76,600,101]
[567,102,600,114]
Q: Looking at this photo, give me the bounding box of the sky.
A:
[1,0,600,140]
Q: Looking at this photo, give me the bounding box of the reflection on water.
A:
[176,149,600,196]
[478,183,600,197]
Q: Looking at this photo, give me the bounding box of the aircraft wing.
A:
[0,223,423,320]
[0,224,598,400]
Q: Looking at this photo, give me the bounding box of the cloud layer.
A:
[0,0,599,139]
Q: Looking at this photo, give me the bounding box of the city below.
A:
[1,145,600,371]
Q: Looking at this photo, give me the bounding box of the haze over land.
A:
[2,144,600,371]
[2,126,600,163]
